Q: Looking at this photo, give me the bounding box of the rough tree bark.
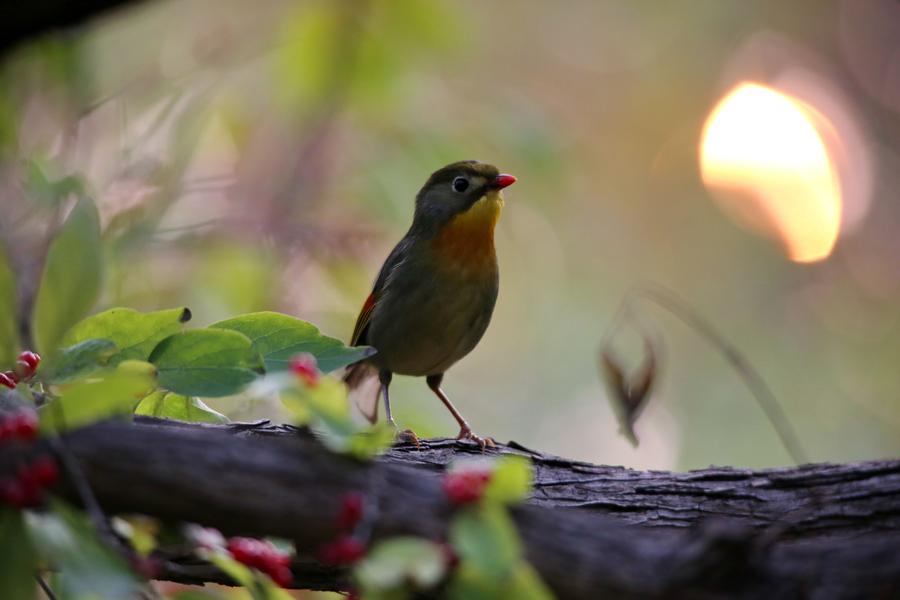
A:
[5,3,897,598]
[4,417,898,599]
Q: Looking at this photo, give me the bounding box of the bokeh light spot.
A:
[700,82,842,263]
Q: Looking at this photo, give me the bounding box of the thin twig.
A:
[606,283,809,465]
[47,435,122,547]
[35,573,58,600]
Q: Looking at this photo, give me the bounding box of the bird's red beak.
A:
[491,174,517,189]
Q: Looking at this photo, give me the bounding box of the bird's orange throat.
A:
[431,192,503,271]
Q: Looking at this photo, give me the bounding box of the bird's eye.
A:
[452,177,469,193]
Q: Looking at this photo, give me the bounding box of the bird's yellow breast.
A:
[431,192,503,270]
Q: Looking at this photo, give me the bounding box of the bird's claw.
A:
[395,428,420,447]
[457,427,495,450]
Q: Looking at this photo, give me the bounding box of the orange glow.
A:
[700,82,842,263]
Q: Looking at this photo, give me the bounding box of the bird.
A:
[344,160,516,446]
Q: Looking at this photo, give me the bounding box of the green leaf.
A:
[111,515,158,557]
[446,501,554,600]
[40,369,155,433]
[205,552,255,588]
[149,329,263,397]
[484,456,534,505]
[505,562,555,600]
[356,537,447,595]
[448,561,511,600]
[281,377,391,459]
[342,423,395,460]
[33,197,103,354]
[282,377,351,433]
[136,390,229,423]
[305,377,351,421]
[61,306,192,365]
[449,506,521,580]
[26,500,140,599]
[38,338,117,383]
[0,245,18,367]
[211,311,374,373]
[448,560,553,600]
[0,509,37,600]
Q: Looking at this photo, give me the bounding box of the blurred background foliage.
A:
[1,0,900,477]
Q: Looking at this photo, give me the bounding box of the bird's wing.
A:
[350,291,377,346]
[349,237,412,347]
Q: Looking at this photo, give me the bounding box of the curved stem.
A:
[610,283,809,465]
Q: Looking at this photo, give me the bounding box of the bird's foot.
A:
[395,428,420,447]
[456,427,495,450]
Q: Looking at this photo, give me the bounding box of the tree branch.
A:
[0,0,146,57]
[4,418,899,599]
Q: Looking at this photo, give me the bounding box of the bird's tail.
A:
[343,362,380,424]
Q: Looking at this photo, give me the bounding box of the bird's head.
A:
[412,160,516,234]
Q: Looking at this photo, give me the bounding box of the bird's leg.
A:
[378,369,396,428]
[380,369,418,446]
[426,374,494,449]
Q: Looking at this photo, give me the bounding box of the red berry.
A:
[442,469,492,506]
[19,480,42,507]
[227,537,261,565]
[0,372,16,389]
[23,456,59,487]
[336,492,365,532]
[269,564,292,587]
[0,479,26,507]
[0,410,39,443]
[17,351,40,372]
[317,536,366,566]
[11,352,41,382]
[129,555,160,579]
[0,478,41,509]
[17,465,38,487]
[11,411,38,442]
[289,353,320,387]
[226,536,292,585]
[0,418,13,441]
[269,551,291,568]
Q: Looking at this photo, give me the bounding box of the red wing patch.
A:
[350,292,377,346]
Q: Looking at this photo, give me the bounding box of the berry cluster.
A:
[0,409,58,509]
[226,537,293,587]
[0,408,38,442]
[317,492,368,566]
[335,491,364,531]
[289,353,320,387]
[0,351,40,389]
[442,468,492,506]
[317,536,366,566]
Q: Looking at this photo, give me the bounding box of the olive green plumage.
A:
[344,160,516,445]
